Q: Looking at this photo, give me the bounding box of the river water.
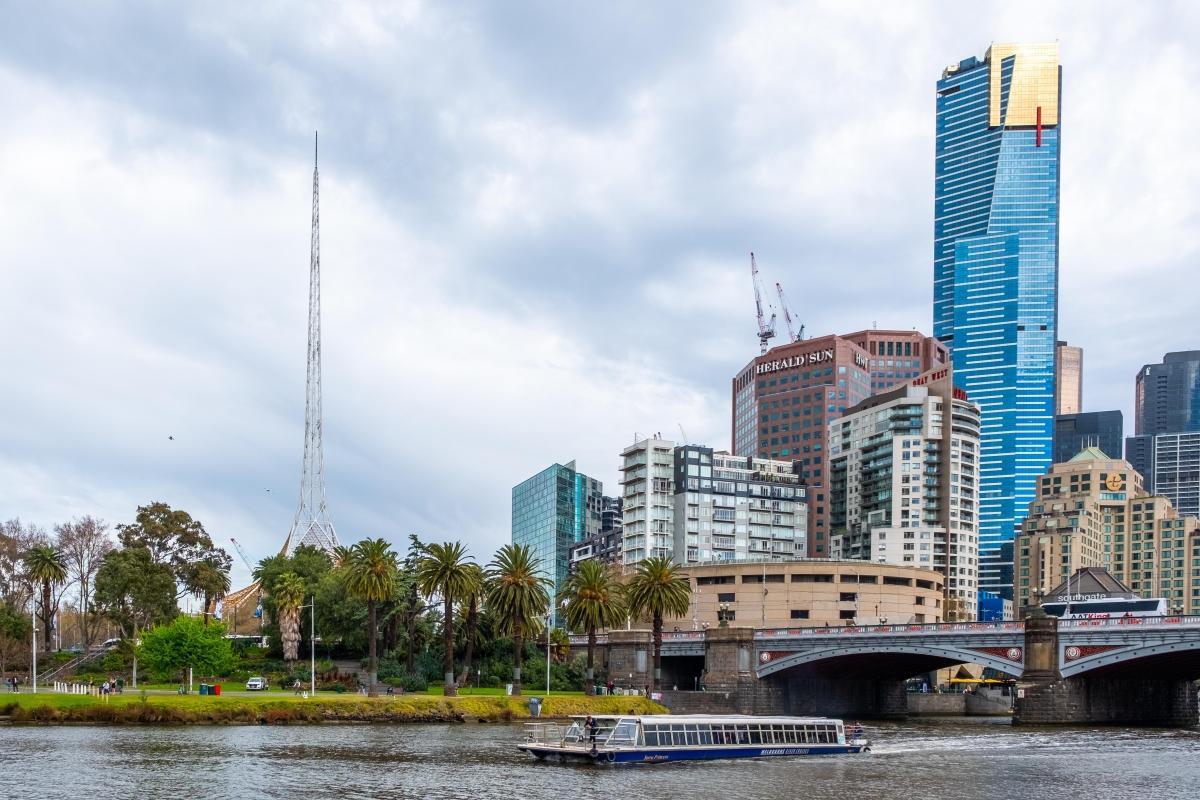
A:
[3,718,1198,800]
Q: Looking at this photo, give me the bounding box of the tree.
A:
[0,602,31,675]
[562,559,626,694]
[625,556,691,691]
[117,502,231,598]
[342,538,399,697]
[186,557,231,625]
[24,544,68,652]
[274,572,307,665]
[55,516,113,649]
[0,518,46,608]
[138,615,233,684]
[254,546,333,659]
[457,563,485,691]
[94,546,178,686]
[416,541,474,695]
[485,543,549,697]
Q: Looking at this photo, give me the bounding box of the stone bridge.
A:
[569,615,1200,726]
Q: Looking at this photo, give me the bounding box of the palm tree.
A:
[625,556,691,691]
[562,559,626,694]
[342,538,399,696]
[415,541,474,696]
[457,563,485,692]
[189,558,231,625]
[485,543,550,697]
[24,544,68,652]
[273,572,307,665]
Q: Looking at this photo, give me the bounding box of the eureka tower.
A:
[933,43,1061,603]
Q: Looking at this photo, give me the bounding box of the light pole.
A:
[299,596,317,697]
[718,603,730,627]
[31,599,38,694]
[545,605,552,697]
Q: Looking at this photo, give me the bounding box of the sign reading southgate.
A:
[756,348,836,375]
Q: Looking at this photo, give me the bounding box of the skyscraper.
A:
[1053,410,1123,464]
[511,461,603,624]
[934,43,1061,600]
[1126,352,1200,515]
[1055,341,1082,415]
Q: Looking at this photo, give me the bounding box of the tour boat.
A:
[518,714,869,764]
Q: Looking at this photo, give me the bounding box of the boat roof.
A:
[567,714,845,724]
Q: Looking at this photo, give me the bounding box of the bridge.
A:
[569,615,1200,726]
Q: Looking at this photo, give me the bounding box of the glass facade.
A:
[511,461,602,625]
[934,44,1061,601]
[1054,410,1123,464]
[1134,351,1200,436]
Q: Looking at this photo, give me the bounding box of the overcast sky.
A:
[2,1,1198,589]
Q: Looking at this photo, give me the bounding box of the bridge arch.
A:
[1061,639,1200,679]
[758,643,1024,679]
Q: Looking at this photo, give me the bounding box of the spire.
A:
[284,132,339,556]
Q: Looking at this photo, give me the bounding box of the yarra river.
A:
[3,718,1199,799]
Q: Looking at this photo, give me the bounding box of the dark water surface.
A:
[3,718,1199,800]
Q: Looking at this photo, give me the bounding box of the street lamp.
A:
[299,596,316,697]
[718,603,730,627]
[30,598,38,694]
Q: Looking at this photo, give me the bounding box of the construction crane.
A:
[775,281,804,342]
[750,252,776,354]
[230,537,255,573]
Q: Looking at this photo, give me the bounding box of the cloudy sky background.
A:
[2,1,1198,588]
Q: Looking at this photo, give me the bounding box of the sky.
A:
[2,1,1199,589]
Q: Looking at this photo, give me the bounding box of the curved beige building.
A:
[666,559,946,629]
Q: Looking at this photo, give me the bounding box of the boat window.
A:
[699,724,713,746]
[736,724,750,744]
[672,724,687,747]
[612,721,637,745]
[784,725,798,744]
[748,726,762,745]
[802,725,815,743]
[685,724,700,746]
[644,726,659,747]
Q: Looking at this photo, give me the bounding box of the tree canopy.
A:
[138,614,234,678]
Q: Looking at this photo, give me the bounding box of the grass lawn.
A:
[0,689,665,724]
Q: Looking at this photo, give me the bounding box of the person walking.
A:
[584,715,599,751]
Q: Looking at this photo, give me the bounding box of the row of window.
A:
[642,722,841,747]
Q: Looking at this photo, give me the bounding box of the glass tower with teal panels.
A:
[511,461,602,626]
[934,44,1060,604]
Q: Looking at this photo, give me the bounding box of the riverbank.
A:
[0,692,665,725]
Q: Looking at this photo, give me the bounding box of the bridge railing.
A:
[754,620,1025,639]
[1058,615,1200,630]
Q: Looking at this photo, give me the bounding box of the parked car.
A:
[245,677,268,691]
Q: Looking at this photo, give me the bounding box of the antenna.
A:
[284,131,339,556]
[750,252,776,354]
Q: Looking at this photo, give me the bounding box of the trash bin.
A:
[528,697,542,718]
[213,684,221,696]
[199,684,208,696]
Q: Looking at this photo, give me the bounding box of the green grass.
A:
[0,690,665,725]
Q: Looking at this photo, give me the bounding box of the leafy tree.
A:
[55,516,113,649]
[416,541,474,695]
[23,544,68,652]
[457,563,485,691]
[625,556,691,691]
[274,572,307,665]
[138,615,233,683]
[485,543,549,696]
[93,547,178,645]
[0,602,31,675]
[562,559,626,694]
[0,518,47,608]
[117,502,231,598]
[254,546,334,658]
[342,538,399,696]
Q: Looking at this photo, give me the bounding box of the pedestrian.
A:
[14,676,20,693]
[585,714,599,750]
[116,677,124,694]
[605,680,614,696]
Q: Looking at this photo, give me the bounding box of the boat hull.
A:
[518,743,868,764]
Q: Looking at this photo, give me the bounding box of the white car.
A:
[245,677,268,691]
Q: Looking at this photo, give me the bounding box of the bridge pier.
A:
[1014,615,1199,727]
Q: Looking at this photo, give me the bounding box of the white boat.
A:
[518,714,870,764]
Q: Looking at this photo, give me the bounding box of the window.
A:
[790,609,810,619]
[839,592,858,602]
[717,592,735,603]
[839,610,856,620]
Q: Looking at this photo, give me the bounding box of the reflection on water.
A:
[3,717,1199,800]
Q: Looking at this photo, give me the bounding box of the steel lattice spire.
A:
[284,132,339,556]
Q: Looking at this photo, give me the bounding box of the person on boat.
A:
[585,715,599,749]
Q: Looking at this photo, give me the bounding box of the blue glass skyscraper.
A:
[934,43,1061,604]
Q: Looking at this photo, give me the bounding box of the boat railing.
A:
[524,723,566,746]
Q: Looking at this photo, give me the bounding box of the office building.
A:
[1134,351,1200,436]
[1125,432,1200,519]
[828,367,982,620]
[1054,411,1123,465]
[620,436,676,564]
[570,496,624,569]
[672,446,807,564]
[1055,341,1083,415]
[732,331,948,557]
[1014,447,1200,614]
[934,43,1062,600]
[511,461,603,623]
